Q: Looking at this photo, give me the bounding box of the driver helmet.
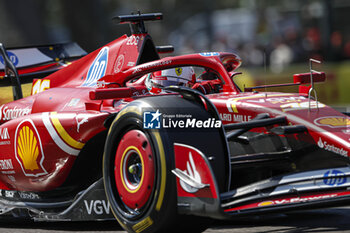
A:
[146,67,195,94]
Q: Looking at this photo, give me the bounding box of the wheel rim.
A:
[114,129,155,211]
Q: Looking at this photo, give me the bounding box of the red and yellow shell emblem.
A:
[315,116,350,128]
[15,120,47,177]
[17,126,40,171]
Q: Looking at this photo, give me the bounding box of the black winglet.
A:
[0,43,23,100]
[113,12,163,34]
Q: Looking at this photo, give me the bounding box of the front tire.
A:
[103,103,176,233]
[104,95,228,233]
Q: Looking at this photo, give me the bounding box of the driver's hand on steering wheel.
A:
[192,80,221,94]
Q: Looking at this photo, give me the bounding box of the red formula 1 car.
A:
[0,13,349,233]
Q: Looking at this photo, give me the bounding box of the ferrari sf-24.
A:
[0,13,349,233]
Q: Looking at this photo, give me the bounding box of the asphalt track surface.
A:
[1,207,350,232]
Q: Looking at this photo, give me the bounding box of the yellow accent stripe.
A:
[107,106,142,136]
[154,131,166,211]
[120,146,145,193]
[230,101,239,113]
[50,112,85,149]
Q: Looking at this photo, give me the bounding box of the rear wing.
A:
[0,42,86,102]
[0,42,87,79]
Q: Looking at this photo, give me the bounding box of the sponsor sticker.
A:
[323,170,347,186]
[343,128,350,135]
[0,159,13,170]
[132,60,172,74]
[280,101,325,112]
[247,96,306,104]
[18,192,39,200]
[82,47,109,87]
[220,113,232,122]
[258,201,274,207]
[131,89,148,96]
[14,119,47,177]
[0,127,10,145]
[76,114,89,133]
[126,35,141,46]
[226,94,296,113]
[258,193,338,207]
[233,114,252,122]
[0,105,31,121]
[114,54,124,73]
[5,191,14,198]
[199,52,219,57]
[0,190,39,200]
[315,116,350,128]
[67,98,80,107]
[318,138,348,157]
[84,200,110,215]
[31,79,50,95]
[0,51,19,66]
[1,171,15,174]
[127,61,135,67]
[219,113,252,122]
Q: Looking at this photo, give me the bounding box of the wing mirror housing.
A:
[293,72,326,84]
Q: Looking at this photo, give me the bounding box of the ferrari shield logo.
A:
[14,119,47,177]
[175,67,182,76]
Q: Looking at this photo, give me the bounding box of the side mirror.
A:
[293,72,326,84]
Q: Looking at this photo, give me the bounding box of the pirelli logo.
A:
[132,216,153,233]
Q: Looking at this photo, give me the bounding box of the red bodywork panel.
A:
[174,143,219,199]
[0,24,348,195]
[210,92,349,158]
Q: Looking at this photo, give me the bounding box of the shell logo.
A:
[258,201,274,207]
[15,119,47,177]
[315,116,350,128]
[17,126,40,170]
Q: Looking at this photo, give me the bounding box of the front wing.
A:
[0,156,349,221]
[172,141,350,219]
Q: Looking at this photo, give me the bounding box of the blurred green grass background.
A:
[236,61,350,106]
